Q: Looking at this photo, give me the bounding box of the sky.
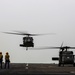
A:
[0,0,75,63]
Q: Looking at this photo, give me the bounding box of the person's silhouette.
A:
[5,52,10,69]
[0,52,3,69]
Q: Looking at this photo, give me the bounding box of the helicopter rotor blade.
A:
[2,32,24,35]
[29,46,61,50]
[29,46,75,50]
[12,31,56,36]
[29,33,56,36]
[2,32,32,36]
[61,42,63,47]
[59,42,64,50]
[12,30,28,34]
[2,31,56,36]
[69,47,75,49]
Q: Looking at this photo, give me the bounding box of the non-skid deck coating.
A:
[0,63,75,75]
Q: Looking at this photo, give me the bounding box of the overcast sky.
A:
[0,0,75,63]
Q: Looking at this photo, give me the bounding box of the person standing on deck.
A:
[0,52,3,69]
[5,52,10,69]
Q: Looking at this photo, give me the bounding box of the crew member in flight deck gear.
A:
[5,52,10,69]
[0,52,3,69]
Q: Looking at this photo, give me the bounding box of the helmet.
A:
[6,52,8,54]
[0,52,2,54]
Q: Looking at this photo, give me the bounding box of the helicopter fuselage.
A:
[59,50,75,66]
[20,36,34,47]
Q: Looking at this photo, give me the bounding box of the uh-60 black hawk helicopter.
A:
[3,31,55,50]
[51,44,75,67]
[32,43,75,67]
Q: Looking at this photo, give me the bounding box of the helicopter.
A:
[51,45,75,67]
[3,31,55,50]
[31,43,75,67]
